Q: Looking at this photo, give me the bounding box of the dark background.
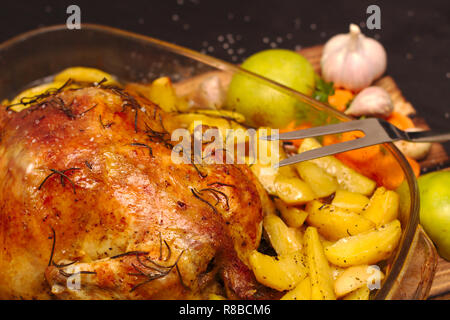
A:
[0,0,449,152]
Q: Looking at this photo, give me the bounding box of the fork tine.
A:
[263,120,369,141]
[275,138,373,168]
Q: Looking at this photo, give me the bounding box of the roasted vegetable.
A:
[274,175,316,205]
[331,189,370,213]
[295,161,338,198]
[306,200,375,241]
[304,227,336,300]
[263,214,303,255]
[274,198,308,228]
[362,187,399,226]
[299,138,376,195]
[334,265,384,298]
[324,220,402,267]
[248,250,307,291]
[281,276,312,300]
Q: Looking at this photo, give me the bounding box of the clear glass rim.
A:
[0,23,421,300]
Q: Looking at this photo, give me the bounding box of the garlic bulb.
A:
[345,86,393,117]
[321,24,387,91]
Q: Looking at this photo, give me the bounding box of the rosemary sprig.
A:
[200,188,230,211]
[135,254,164,273]
[99,114,114,129]
[95,78,109,87]
[130,142,154,158]
[84,161,93,170]
[134,109,138,133]
[47,226,96,278]
[159,114,167,133]
[58,269,97,278]
[5,79,74,111]
[129,265,170,292]
[110,251,149,260]
[129,250,185,292]
[48,227,56,267]
[158,232,163,260]
[78,104,97,116]
[104,86,142,133]
[190,188,218,214]
[145,122,167,137]
[176,264,188,289]
[52,260,78,268]
[145,121,174,150]
[38,167,81,194]
[49,96,76,119]
[207,182,236,189]
[191,161,208,179]
[172,145,207,178]
[163,240,171,262]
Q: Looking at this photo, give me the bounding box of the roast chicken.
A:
[0,84,275,299]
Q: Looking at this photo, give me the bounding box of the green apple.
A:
[418,171,450,260]
[225,49,315,128]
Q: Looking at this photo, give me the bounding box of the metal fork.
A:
[263,118,450,168]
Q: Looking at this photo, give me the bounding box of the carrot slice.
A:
[323,130,421,190]
[386,111,414,130]
[328,89,354,112]
[279,121,312,148]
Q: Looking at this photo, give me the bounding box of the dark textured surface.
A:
[0,0,448,152]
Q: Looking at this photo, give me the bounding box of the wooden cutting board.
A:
[298,44,450,300]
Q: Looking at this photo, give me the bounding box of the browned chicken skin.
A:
[0,86,274,299]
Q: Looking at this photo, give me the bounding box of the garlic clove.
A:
[394,128,432,160]
[321,24,387,91]
[193,75,226,109]
[345,86,393,117]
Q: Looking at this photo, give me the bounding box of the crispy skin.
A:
[0,87,272,299]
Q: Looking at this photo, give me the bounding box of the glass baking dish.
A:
[0,24,438,300]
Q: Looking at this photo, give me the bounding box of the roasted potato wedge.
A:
[281,276,312,300]
[295,161,338,198]
[127,78,189,112]
[330,264,345,281]
[334,265,384,298]
[250,163,296,196]
[342,285,371,300]
[298,138,376,196]
[248,250,307,291]
[306,200,375,241]
[274,175,316,205]
[148,76,181,112]
[324,220,402,267]
[331,189,370,213]
[249,131,298,195]
[304,227,336,300]
[362,187,399,226]
[263,214,302,255]
[54,66,117,85]
[274,198,308,228]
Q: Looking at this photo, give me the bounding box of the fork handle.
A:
[406,130,450,143]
